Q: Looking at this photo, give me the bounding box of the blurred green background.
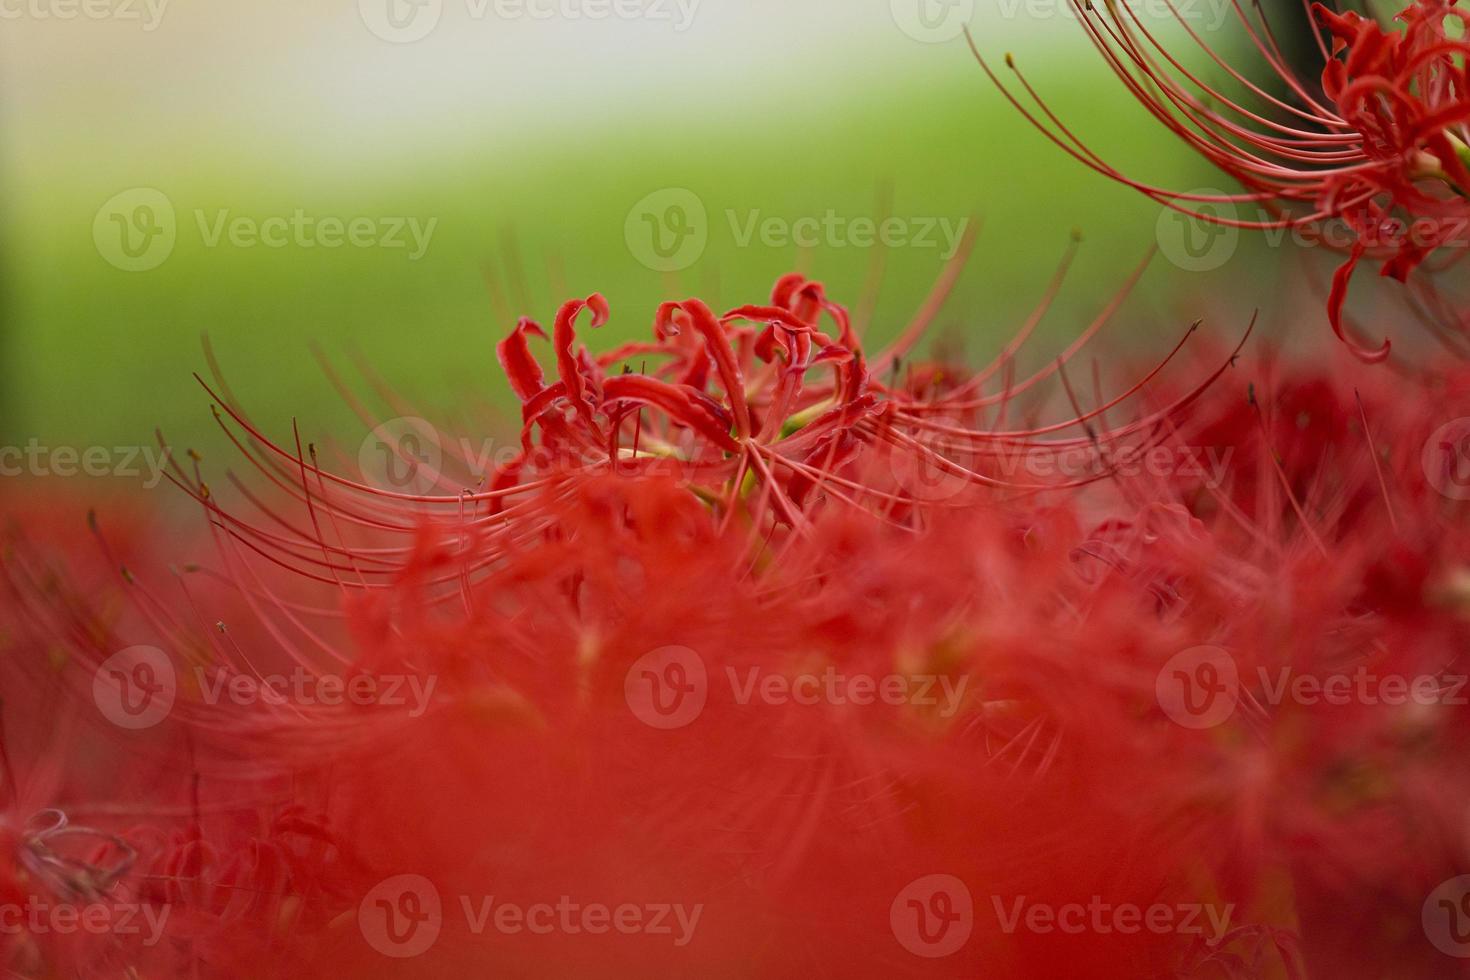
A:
[0,0,1266,481]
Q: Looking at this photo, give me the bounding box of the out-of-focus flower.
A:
[2,271,1468,976]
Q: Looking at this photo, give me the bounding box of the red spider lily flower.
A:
[160,248,1247,604]
[3,345,1469,977]
[3,255,1469,976]
[972,0,1470,361]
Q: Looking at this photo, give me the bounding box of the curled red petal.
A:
[654,301,685,340]
[811,345,854,367]
[496,317,548,403]
[587,292,611,329]
[722,305,810,332]
[553,296,609,425]
[680,298,752,438]
[1328,243,1391,364]
[601,374,739,452]
[823,299,858,350]
[770,272,805,309]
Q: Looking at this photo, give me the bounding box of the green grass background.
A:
[2,28,1258,477]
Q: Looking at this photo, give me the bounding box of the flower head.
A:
[974,0,1470,360]
[3,258,1467,976]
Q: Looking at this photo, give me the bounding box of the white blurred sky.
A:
[0,0,1087,166]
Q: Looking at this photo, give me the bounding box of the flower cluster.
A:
[977,0,1470,359]
[147,256,1240,609]
[2,3,1469,976]
[3,261,1469,974]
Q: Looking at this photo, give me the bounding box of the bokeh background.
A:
[1,0,1283,490]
